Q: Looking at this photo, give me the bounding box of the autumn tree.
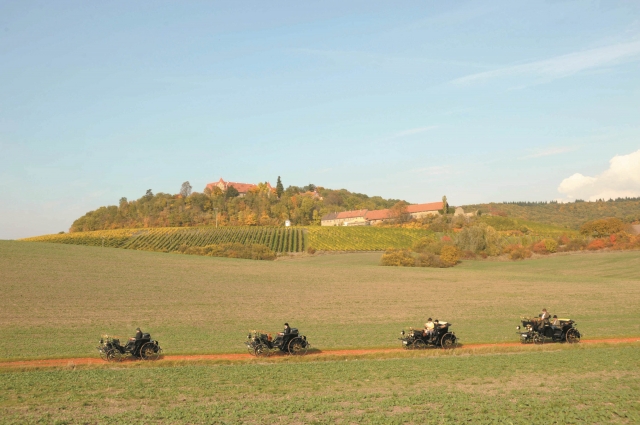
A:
[390,201,410,223]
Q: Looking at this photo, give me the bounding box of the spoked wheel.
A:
[140,342,160,361]
[532,333,544,345]
[402,340,413,350]
[440,333,457,349]
[254,344,270,357]
[412,340,427,350]
[99,348,108,361]
[106,348,123,362]
[288,337,308,356]
[565,329,580,344]
[247,345,256,356]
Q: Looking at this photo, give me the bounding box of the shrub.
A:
[544,239,558,253]
[307,246,316,254]
[440,245,460,266]
[176,243,276,260]
[580,217,626,237]
[564,238,588,251]
[412,236,437,253]
[416,253,438,267]
[504,244,532,260]
[380,249,415,267]
[531,241,548,255]
[412,238,445,255]
[586,239,607,251]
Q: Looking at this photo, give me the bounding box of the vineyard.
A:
[21,226,435,252]
[22,227,307,253]
[307,227,430,251]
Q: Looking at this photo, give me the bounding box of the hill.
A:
[70,183,404,232]
[464,198,640,229]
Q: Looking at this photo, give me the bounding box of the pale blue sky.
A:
[1,1,639,239]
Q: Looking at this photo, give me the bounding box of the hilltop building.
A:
[321,202,443,226]
[205,178,272,197]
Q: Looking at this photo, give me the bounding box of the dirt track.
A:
[1,337,638,370]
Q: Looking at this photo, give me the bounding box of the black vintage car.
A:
[399,321,458,349]
[245,328,310,357]
[517,316,581,344]
[97,333,162,362]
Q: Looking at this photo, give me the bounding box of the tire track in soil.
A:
[1,337,638,369]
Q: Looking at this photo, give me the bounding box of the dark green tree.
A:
[276,176,284,198]
[145,189,153,198]
[225,186,239,199]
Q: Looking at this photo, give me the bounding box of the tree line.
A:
[70,178,403,232]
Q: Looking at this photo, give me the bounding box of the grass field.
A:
[1,240,639,360]
[1,344,638,424]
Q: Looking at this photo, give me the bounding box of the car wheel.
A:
[288,337,308,356]
[140,342,160,360]
[254,344,270,357]
[441,333,457,349]
[565,329,580,344]
[106,348,123,362]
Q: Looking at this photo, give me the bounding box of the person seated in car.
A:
[424,318,435,340]
[126,327,143,350]
[551,315,562,332]
[538,308,550,331]
[274,323,291,344]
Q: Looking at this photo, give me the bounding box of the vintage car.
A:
[97,333,162,362]
[517,316,580,344]
[399,321,458,349]
[245,328,309,357]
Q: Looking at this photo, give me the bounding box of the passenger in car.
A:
[424,318,435,340]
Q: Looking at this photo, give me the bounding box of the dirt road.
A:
[1,337,637,369]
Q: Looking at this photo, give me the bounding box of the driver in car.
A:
[125,327,143,350]
[274,323,291,344]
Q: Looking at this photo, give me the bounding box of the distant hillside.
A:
[70,183,404,232]
[464,199,640,229]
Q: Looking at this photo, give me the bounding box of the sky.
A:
[1,1,639,239]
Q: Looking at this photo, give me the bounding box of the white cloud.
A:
[557,149,640,201]
[520,146,577,159]
[452,40,640,86]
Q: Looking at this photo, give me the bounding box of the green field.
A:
[1,240,639,360]
[1,345,638,424]
[2,240,640,424]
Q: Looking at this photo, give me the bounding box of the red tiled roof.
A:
[205,178,272,194]
[226,182,257,193]
[336,209,368,219]
[365,209,392,220]
[406,202,443,213]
